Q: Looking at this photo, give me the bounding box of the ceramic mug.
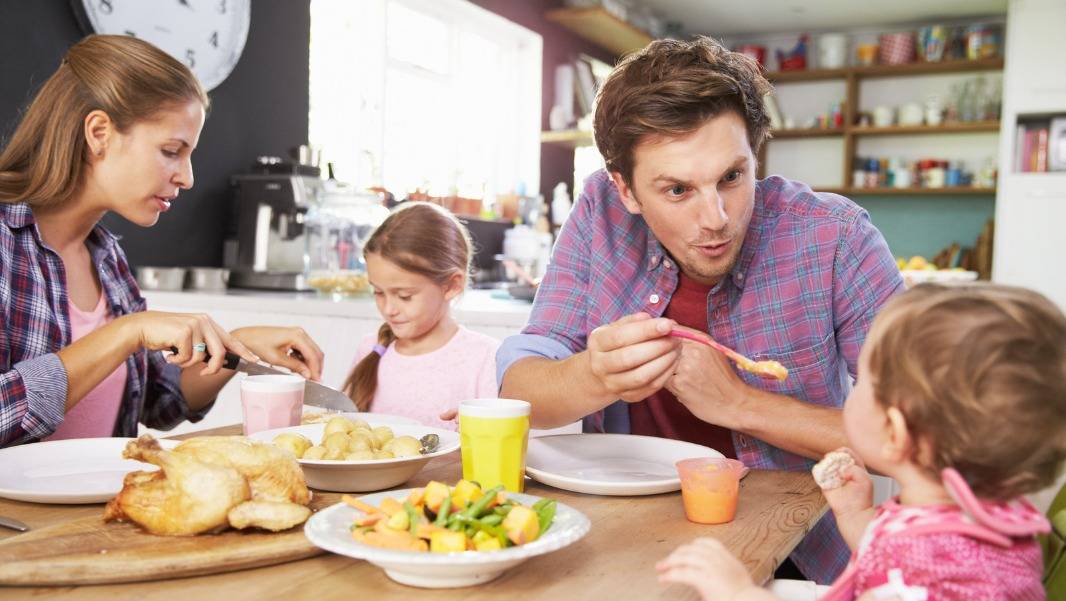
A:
[899,102,924,126]
[873,105,896,128]
[817,33,848,69]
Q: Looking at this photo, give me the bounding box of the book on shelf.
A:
[1014,118,1062,173]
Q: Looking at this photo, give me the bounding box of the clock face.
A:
[73,0,251,91]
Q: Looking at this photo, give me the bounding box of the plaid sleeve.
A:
[521,183,594,353]
[0,353,68,447]
[832,210,905,378]
[138,349,212,431]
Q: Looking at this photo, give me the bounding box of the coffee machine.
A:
[228,171,324,291]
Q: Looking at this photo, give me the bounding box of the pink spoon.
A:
[669,329,788,381]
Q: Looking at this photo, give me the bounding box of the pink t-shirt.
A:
[350,326,499,430]
[44,294,128,440]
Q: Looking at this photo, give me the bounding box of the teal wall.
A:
[853,195,996,260]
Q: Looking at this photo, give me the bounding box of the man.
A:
[497,37,904,583]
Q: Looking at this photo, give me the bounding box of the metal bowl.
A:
[135,267,186,291]
[185,267,230,292]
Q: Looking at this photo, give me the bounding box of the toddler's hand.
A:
[439,409,458,422]
[657,538,758,601]
[817,448,874,518]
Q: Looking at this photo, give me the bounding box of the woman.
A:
[0,34,323,447]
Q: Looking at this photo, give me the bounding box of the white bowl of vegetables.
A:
[303,479,591,588]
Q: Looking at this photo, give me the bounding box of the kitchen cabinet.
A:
[992,0,1066,309]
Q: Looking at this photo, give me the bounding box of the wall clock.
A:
[71,0,251,92]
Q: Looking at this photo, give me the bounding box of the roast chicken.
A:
[104,435,312,536]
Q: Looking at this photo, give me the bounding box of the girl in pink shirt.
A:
[658,283,1066,600]
[341,203,498,430]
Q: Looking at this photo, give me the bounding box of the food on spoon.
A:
[273,416,426,461]
[669,329,789,381]
[104,435,311,535]
[812,450,856,490]
[735,356,789,381]
[343,479,558,553]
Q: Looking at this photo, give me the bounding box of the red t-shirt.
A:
[629,271,737,458]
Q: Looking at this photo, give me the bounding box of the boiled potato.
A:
[302,445,328,460]
[373,449,395,460]
[387,435,422,458]
[347,435,372,453]
[345,449,375,461]
[371,426,394,448]
[323,431,351,454]
[349,430,374,449]
[272,432,313,458]
[350,419,371,432]
[323,416,356,436]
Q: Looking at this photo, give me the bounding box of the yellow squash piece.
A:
[502,505,540,545]
[450,479,482,508]
[423,480,450,513]
[430,530,468,553]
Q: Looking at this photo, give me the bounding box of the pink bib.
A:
[44,294,128,440]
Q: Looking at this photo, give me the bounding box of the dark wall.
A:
[470,0,615,199]
[0,0,310,268]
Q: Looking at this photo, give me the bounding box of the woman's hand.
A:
[124,311,258,375]
[656,538,765,601]
[231,326,325,381]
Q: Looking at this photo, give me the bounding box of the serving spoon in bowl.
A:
[668,329,789,381]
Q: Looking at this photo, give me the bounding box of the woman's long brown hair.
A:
[0,34,208,207]
[341,202,472,410]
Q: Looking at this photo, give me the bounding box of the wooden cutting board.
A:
[0,492,341,586]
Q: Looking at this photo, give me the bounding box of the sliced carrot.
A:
[354,513,383,527]
[342,495,382,515]
[379,497,404,517]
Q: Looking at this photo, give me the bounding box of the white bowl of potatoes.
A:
[249,415,460,492]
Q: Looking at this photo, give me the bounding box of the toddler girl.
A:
[341,202,499,430]
[658,283,1066,600]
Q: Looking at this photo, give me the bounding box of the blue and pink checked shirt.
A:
[497,171,904,583]
[0,202,208,448]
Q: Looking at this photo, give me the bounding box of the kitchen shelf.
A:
[820,187,997,196]
[771,128,844,138]
[545,7,653,56]
[765,68,849,83]
[851,121,1001,136]
[764,57,1004,82]
[541,129,594,148]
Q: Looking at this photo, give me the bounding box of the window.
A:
[309,0,542,202]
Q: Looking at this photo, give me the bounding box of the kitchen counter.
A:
[143,288,534,329]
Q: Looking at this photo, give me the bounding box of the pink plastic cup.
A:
[676,457,746,524]
[240,374,305,435]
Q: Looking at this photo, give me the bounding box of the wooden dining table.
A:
[0,426,828,600]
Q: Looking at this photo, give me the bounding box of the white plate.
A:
[248,422,459,492]
[304,489,590,588]
[300,411,421,426]
[0,437,177,504]
[525,434,724,496]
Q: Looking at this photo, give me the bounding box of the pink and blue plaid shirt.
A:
[0,202,208,448]
[497,171,904,583]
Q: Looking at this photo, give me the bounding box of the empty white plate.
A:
[0,437,176,504]
[524,434,723,496]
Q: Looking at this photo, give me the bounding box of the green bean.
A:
[402,501,420,536]
[536,499,557,536]
[433,495,452,527]
[480,514,503,526]
[461,485,504,519]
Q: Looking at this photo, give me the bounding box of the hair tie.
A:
[372,343,388,357]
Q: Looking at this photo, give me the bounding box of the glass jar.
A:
[304,183,390,300]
